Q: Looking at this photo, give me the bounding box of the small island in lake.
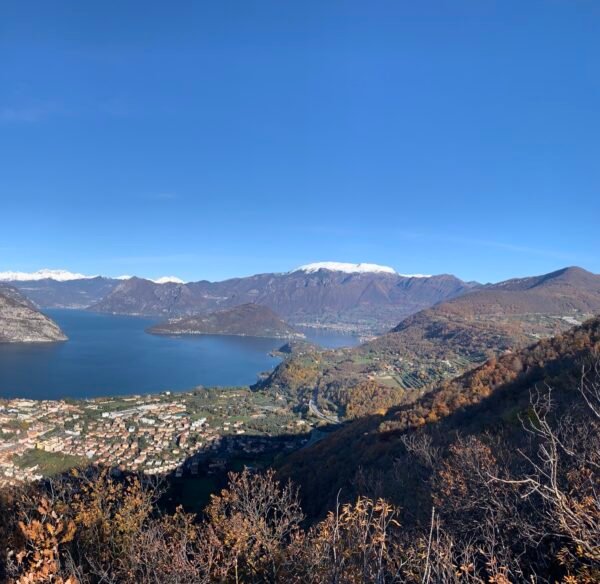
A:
[147,303,305,340]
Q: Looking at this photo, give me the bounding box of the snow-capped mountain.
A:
[0,269,97,282]
[293,262,397,275]
[0,270,187,310]
[0,269,185,284]
[116,275,186,284]
[151,276,186,284]
[292,261,431,278]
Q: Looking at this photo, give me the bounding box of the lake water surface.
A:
[0,310,359,400]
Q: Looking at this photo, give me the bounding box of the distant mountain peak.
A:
[151,276,186,284]
[544,266,593,279]
[293,262,400,275]
[491,266,598,292]
[0,269,97,282]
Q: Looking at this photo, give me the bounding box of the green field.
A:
[14,449,87,476]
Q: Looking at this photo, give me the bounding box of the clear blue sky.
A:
[1,1,599,283]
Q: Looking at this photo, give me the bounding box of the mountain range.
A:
[0,271,185,310]
[89,264,476,332]
[8,276,122,309]
[3,263,599,350]
[0,263,476,333]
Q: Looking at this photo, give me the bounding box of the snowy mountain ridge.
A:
[0,270,186,284]
[151,276,186,284]
[0,269,96,282]
[292,262,431,278]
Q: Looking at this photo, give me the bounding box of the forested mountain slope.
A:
[258,267,600,419]
[279,315,600,519]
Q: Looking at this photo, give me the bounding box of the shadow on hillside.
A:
[158,426,343,514]
[278,336,598,521]
[5,421,344,518]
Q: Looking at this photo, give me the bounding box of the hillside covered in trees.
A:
[279,316,600,516]
[257,267,600,420]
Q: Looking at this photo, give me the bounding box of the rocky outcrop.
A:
[0,285,67,343]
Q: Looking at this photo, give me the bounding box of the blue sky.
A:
[1,1,599,283]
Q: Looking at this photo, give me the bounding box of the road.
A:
[308,390,339,424]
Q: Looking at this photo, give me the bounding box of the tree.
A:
[204,468,304,583]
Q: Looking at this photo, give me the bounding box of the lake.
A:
[0,309,359,400]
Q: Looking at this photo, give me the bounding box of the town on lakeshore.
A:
[0,388,314,488]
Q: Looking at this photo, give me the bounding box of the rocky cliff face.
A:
[0,285,67,343]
